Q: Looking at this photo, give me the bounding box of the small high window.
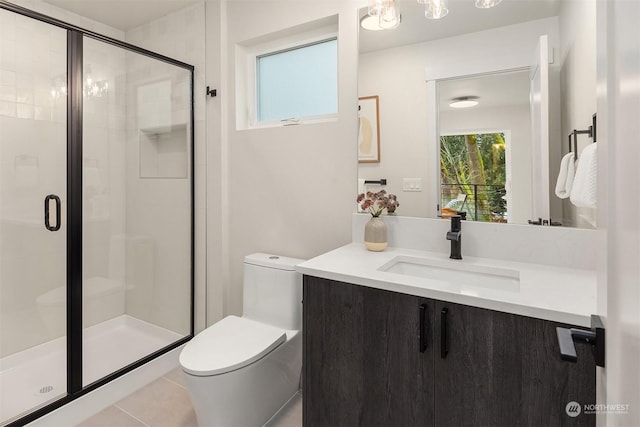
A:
[235,15,339,130]
[256,38,337,123]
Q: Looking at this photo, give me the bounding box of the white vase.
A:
[364,216,388,252]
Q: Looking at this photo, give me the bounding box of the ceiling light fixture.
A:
[364,0,401,30]
[363,0,502,30]
[360,15,385,31]
[419,0,449,20]
[360,13,401,31]
[449,96,480,108]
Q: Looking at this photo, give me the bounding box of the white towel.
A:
[570,142,597,208]
[554,152,575,199]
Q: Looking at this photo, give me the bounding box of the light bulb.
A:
[379,3,401,29]
[368,0,384,16]
[424,0,448,19]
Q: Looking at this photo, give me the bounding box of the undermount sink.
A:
[378,255,520,291]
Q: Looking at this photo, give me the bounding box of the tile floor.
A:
[76,368,302,427]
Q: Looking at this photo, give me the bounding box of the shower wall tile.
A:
[0,85,16,102]
[16,103,33,119]
[34,105,51,121]
[0,100,16,117]
[0,70,16,86]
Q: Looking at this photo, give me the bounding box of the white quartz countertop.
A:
[296,243,596,327]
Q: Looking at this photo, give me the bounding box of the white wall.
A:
[224,0,359,316]
[204,0,224,327]
[358,47,430,217]
[558,0,597,229]
[440,105,532,225]
[358,17,559,220]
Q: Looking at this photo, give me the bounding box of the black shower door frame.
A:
[0,2,195,425]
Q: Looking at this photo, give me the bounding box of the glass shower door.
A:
[0,10,68,424]
[81,36,192,386]
[0,3,193,423]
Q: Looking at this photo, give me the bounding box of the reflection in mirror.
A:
[357,0,596,228]
[438,70,531,225]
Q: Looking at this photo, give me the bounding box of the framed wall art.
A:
[358,95,380,163]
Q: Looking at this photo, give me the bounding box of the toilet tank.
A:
[242,253,305,330]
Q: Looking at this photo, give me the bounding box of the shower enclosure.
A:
[0,3,194,425]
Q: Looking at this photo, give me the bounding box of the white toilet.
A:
[179,253,305,426]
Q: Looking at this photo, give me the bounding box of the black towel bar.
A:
[364,179,387,186]
[568,114,597,160]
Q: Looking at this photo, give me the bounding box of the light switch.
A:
[402,178,422,192]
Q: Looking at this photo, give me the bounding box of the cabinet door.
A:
[303,276,435,426]
[434,301,595,427]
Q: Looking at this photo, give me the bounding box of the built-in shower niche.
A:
[137,79,188,179]
[139,125,188,178]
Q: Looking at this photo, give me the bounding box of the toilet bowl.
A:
[179,253,304,427]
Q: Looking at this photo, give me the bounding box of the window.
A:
[256,38,337,123]
[235,15,339,130]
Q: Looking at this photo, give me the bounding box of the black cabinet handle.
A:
[419,304,428,353]
[441,307,449,359]
[44,194,61,231]
[556,326,578,362]
[556,314,606,367]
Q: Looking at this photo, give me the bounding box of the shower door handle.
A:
[44,194,61,231]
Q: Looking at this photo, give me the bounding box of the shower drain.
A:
[39,385,54,394]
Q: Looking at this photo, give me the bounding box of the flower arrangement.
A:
[357,190,399,217]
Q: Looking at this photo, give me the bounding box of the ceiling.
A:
[44,0,200,31]
[359,0,560,53]
[42,0,559,43]
[438,70,531,111]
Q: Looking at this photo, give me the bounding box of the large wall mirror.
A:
[358,0,596,228]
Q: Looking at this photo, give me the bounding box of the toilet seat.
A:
[180,315,286,377]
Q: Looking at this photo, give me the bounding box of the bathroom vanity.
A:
[298,244,597,426]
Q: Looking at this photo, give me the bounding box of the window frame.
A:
[238,24,339,130]
[255,37,338,126]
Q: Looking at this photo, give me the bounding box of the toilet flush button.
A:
[269,256,280,260]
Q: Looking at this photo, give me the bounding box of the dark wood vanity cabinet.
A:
[433,299,595,426]
[303,275,435,426]
[303,276,596,427]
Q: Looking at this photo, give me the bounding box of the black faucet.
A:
[446,215,462,260]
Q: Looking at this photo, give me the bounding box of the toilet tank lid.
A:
[244,253,305,271]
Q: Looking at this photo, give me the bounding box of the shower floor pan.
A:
[0,315,182,424]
